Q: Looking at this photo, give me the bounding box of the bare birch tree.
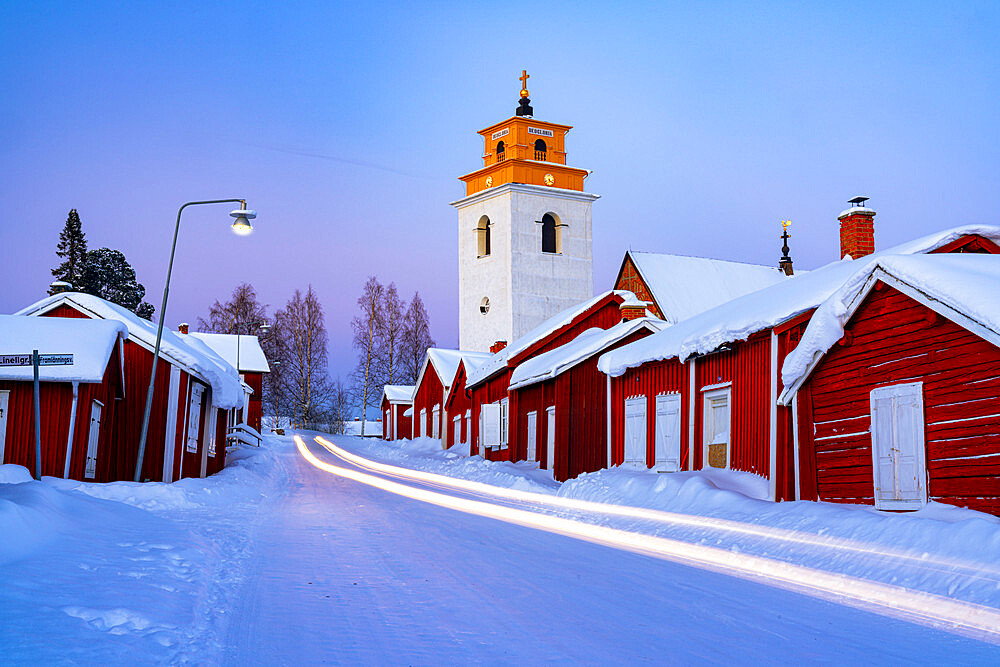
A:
[351,276,384,437]
[375,282,406,387]
[198,283,268,334]
[402,291,435,385]
[277,285,331,428]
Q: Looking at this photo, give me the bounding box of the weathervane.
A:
[779,220,794,276]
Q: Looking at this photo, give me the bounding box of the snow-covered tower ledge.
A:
[839,196,876,259]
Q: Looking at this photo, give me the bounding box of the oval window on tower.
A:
[480,297,490,315]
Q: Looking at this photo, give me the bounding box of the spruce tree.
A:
[79,247,156,320]
[51,209,88,288]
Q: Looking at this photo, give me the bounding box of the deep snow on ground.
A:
[2,434,1000,664]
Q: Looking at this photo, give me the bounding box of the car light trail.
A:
[314,436,1000,584]
[297,436,1000,643]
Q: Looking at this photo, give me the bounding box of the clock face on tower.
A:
[544,173,554,186]
[485,176,493,188]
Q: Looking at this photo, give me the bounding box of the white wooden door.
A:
[545,407,555,471]
[465,410,471,446]
[703,389,731,469]
[0,390,9,464]
[526,411,537,463]
[655,394,682,471]
[418,409,425,437]
[186,385,204,453]
[432,405,440,439]
[870,383,927,509]
[162,366,181,483]
[452,415,461,445]
[85,400,103,479]
[385,409,391,439]
[623,397,647,468]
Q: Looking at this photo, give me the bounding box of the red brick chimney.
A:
[619,302,648,322]
[178,323,189,334]
[838,196,876,259]
[490,340,507,354]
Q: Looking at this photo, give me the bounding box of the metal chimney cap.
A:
[848,196,869,206]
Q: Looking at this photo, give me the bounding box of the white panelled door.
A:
[465,410,471,445]
[526,411,537,463]
[481,404,501,448]
[432,405,440,439]
[545,407,555,472]
[654,394,682,471]
[452,415,461,445]
[85,400,103,479]
[870,382,927,509]
[0,390,9,464]
[623,397,647,468]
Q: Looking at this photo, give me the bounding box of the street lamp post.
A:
[134,199,257,482]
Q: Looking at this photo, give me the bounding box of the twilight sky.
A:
[2,1,998,379]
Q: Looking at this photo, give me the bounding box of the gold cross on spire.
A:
[519,70,530,98]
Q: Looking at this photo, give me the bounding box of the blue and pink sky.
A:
[2,2,998,378]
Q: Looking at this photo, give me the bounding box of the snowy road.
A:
[219,436,1000,664]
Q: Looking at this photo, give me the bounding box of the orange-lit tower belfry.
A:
[452,72,598,353]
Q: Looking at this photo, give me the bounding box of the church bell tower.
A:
[451,72,598,352]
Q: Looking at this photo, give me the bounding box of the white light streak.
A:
[298,437,1000,643]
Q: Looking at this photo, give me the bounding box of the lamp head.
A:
[230,206,256,236]
[259,323,271,334]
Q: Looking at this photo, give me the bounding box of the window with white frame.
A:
[702,387,731,469]
[500,398,509,448]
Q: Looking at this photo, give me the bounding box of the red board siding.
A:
[244,372,263,432]
[609,358,688,468]
[413,366,444,440]
[802,284,1000,514]
[445,364,473,448]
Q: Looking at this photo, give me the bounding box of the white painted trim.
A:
[792,394,801,501]
[687,359,695,471]
[769,331,778,501]
[702,386,732,470]
[63,381,79,479]
[700,381,732,392]
[0,390,9,465]
[450,181,601,209]
[162,366,181,483]
[606,374,613,469]
[870,381,928,510]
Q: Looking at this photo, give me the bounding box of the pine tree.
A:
[79,247,156,320]
[51,209,88,288]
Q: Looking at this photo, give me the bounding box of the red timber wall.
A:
[614,256,663,319]
[445,365,473,448]
[693,331,773,476]
[476,294,630,462]
[798,284,1000,514]
[515,328,655,481]
[773,313,812,501]
[244,371,263,432]
[609,357,688,468]
[396,404,412,440]
[42,303,220,481]
[412,367,444,440]
[0,347,122,481]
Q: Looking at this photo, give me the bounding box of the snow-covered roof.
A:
[420,348,492,391]
[626,252,790,324]
[16,293,244,408]
[0,315,126,383]
[467,290,641,388]
[779,254,1000,402]
[184,332,270,373]
[509,318,666,390]
[598,225,1000,378]
[383,384,415,404]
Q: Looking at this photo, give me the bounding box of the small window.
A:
[476,215,491,257]
[496,141,505,162]
[480,297,490,315]
[541,213,561,254]
[534,139,547,161]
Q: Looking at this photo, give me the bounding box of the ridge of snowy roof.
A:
[424,348,492,389]
[16,292,244,408]
[382,384,415,403]
[183,332,270,373]
[467,291,639,388]
[779,254,1000,402]
[509,318,666,390]
[598,225,1000,378]
[627,251,790,324]
[0,315,126,383]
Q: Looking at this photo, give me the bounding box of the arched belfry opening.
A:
[541,212,562,254]
[534,139,547,161]
[496,141,505,163]
[477,215,491,257]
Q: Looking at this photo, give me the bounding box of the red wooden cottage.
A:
[0,315,126,481]
[598,213,1000,502]
[381,384,414,440]
[16,292,244,482]
[779,254,1000,515]
[507,316,664,481]
[466,290,648,462]
[183,330,271,433]
[412,348,490,448]
[442,358,483,450]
